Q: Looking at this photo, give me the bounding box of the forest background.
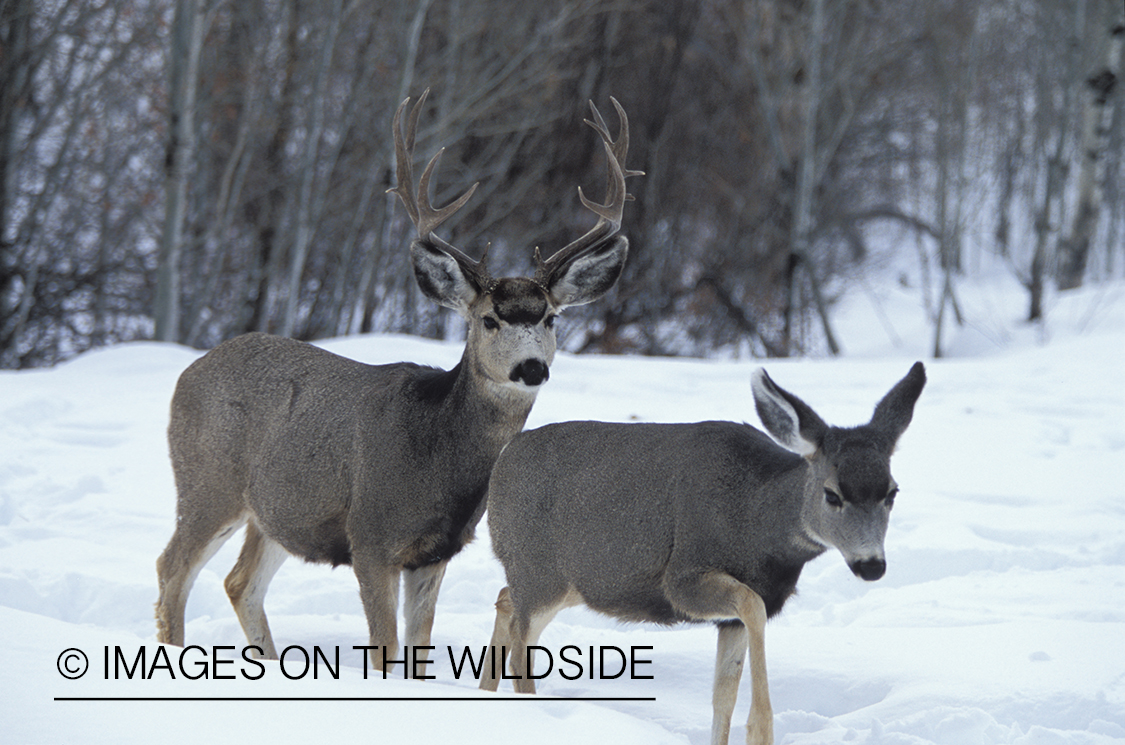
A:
[2,0,1123,369]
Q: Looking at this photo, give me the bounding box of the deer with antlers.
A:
[154,91,639,672]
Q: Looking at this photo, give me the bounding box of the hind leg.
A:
[224,520,289,659]
[508,587,582,694]
[155,511,247,646]
[479,587,514,691]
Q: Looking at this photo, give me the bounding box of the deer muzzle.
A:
[850,557,886,581]
[510,359,550,387]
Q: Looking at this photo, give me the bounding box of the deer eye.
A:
[482,316,500,331]
[544,314,557,329]
[885,488,899,509]
[824,489,844,508]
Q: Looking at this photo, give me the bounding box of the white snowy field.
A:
[1,274,1123,744]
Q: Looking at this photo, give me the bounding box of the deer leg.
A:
[354,557,401,674]
[736,590,771,745]
[155,512,247,646]
[509,588,582,694]
[480,586,514,692]
[712,621,749,745]
[224,520,289,659]
[505,606,535,694]
[402,561,447,666]
[666,570,773,745]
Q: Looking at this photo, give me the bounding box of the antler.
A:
[534,97,643,288]
[388,89,493,289]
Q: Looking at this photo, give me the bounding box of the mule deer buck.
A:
[155,91,639,673]
[480,363,926,744]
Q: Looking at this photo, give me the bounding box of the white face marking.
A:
[805,462,894,574]
[468,285,559,393]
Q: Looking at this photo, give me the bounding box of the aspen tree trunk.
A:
[1029,149,1066,321]
[786,0,839,356]
[280,0,344,338]
[1057,1,1124,291]
[0,0,34,356]
[354,0,435,335]
[156,0,204,342]
[0,0,31,252]
[930,4,978,356]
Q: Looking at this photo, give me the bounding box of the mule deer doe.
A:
[154,91,639,673]
[480,363,926,745]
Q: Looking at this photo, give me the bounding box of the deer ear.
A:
[751,368,826,456]
[868,361,926,451]
[411,240,480,315]
[544,236,628,309]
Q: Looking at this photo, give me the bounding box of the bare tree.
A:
[1,0,164,368]
[6,0,1123,368]
[1056,0,1124,291]
[925,1,979,356]
[156,0,206,342]
[785,0,838,356]
[0,0,34,352]
[279,0,345,337]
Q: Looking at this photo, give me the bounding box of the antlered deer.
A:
[480,364,926,745]
[155,91,640,672]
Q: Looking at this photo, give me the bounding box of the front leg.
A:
[402,561,448,666]
[712,621,749,745]
[738,589,771,745]
[666,570,773,745]
[354,556,401,674]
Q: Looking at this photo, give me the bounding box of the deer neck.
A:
[446,351,539,446]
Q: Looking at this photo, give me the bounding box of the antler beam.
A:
[534,97,643,289]
[388,89,492,289]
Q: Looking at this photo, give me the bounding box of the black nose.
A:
[510,359,549,387]
[851,558,886,581]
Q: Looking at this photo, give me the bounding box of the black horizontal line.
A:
[55,696,656,702]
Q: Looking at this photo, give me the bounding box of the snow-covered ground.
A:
[2,274,1123,744]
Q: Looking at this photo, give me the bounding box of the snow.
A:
[1,276,1123,744]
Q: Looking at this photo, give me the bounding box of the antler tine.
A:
[583,97,643,212]
[535,97,642,287]
[388,89,490,287]
[416,147,478,240]
[388,93,422,228]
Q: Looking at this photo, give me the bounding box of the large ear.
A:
[411,239,482,316]
[868,361,926,451]
[751,368,827,457]
[544,235,628,309]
